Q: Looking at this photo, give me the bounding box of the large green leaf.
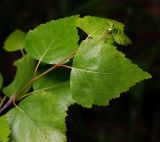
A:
[0,115,10,142]
[25,15,79,64]
[0,73,3,89]
[8,82,74,142]
[3,30,26,52]
[77,16,131,46]
[70,38,151,108]
[3,55,36,98]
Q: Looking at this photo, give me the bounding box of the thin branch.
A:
[0,48,78,114]
[61,64,73,69]
[0,96,7,108]
[0,95,16,114]
[33,60,41,77]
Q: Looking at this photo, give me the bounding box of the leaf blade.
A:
[77,16,124,38]
[25,15,79,64]
[8,82,73,142]
[3,55,36,98]
[70,38,151,107]
[3,30,26,52]
[0,115,10,142]
[77,16,131,46]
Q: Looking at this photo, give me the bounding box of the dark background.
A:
[0,0,160,142]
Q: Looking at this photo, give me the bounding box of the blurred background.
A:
[0,0,160,142]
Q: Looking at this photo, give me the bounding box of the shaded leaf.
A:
[3,55,36,98]
[3,30,25,52]
[112,29,132,46]
[0,73,3,89]
[0,115,10,142]
[70,38,151,108]
[8,82,74,142]
[33,67,70,91]
[25,15,79,64]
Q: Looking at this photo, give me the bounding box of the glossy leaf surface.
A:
[8,83,73,142]
[3,30,26,52]
[0,115,10,142]
[3,56,36,98]
[25,15,79,64]
[70,38,151,107]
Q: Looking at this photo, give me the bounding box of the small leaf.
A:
[3,30,26,52]
[8,82,73,142]
[77,16,124,38]
[70,38,151,108]
[25,15,79,64]
[0,73,3,89]
[3,55,36,98]
[0,115,10,142]
[112,29,132,46]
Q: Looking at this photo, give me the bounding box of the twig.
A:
[0,48,78,114]
[0,96,7,108]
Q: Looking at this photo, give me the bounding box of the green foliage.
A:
[0,15,151,142]
[3,30,26,52]
[0,115,10,142]
[70,38,151,107]
[77,16,131,46]
[3,55,36,98]
[8,86,73,142]
[112,29,132,46]
[25,15,79,64]
[0,73,3,89]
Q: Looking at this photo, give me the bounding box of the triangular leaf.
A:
[25,15,79,64]
[70,38,151,108]
[8,82,74,142]
[0,115,10,142]
[0,73,3,89]
[3,55,36,98]
[3,30,26,52]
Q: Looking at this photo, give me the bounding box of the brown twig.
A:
[0,48,78,114]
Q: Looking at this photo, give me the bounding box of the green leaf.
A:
[3,30,26,52]
[112,29,132,46]
[0,115,10,142]
[8,82,74,142]
[70,38,151,108]
[0,73,3,89]
[77,16,131,46]
[77,16,124,38]
[25,15,79,64]
[3,55,36,98]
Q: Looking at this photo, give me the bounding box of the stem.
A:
[0,96,7,108]
[0,95,16,114]
[61,64,73,69]
[0,49,78,114]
